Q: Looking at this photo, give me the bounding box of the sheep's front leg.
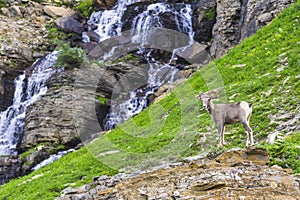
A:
[222,125,226,145]
[217,123,225,147]
[242,122,254,147]
[249,127,254,146]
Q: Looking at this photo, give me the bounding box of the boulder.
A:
[22,70,81,150]
[22,60,146,151]
[43,6,75,18]
[55,16,85,34]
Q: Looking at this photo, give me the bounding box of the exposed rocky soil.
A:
[56,148,300,199]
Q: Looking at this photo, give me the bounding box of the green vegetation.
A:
[0,0,6,7]
[112,53,140,64]
[260,132,300,173]
[75,0,94,17]
[96,96,109,105]
[0,148,117,200]
[0,0,7,13]
[0,1,299,199]
[55,43,88,69]
[204,8,216,21]
[44,22,74,50]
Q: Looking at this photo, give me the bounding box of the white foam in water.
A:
[103,2,194,130]
[0,51,58,155]
[32,149,74,171]
[85,0,139,43]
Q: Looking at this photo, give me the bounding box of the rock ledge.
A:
[56,148,300,200]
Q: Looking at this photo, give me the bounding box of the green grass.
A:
[0,148,117,200]
[260,132,300,173]
[0,1,299,199]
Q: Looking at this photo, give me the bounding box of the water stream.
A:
[87,1,194,130]
[0,52,58,155]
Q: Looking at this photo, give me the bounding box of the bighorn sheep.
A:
[198,92,254,147]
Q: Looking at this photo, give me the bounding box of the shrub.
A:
[76,0,94,17]
[55,43,87,69]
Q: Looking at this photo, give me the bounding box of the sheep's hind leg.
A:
[242,121,253,147]
[222,125,226,145]
[217,123,225,147]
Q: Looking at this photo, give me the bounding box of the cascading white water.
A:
[131,3,193,46]
[98,2,194,130]
[85,0,139,42]
[0,52,58,155]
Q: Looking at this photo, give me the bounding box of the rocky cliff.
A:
[210,0,294,57]
[56,148,300,199]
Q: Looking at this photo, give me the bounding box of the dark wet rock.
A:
[55,15,85,34]
[0,155,22,185]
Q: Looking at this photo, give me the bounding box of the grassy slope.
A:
[0,2,299,199]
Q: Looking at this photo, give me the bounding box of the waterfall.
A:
[85,1,194,130]
[85,0,139,42]
[0,52,58,155]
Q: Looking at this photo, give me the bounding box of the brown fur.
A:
[198,92,254,147]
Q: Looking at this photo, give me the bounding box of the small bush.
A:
[76,0,94,17]
[55,43,87,69]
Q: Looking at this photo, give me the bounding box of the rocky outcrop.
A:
[0,0,75,111]
[56,148,300,199]
[210,0,294,57]
[192,0,217,43]
[20,59,147,169]
[0,68,22,111]
[22,74,79,150]
[0,155,22,185]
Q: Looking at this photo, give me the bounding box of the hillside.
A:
[0,1,299,199]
